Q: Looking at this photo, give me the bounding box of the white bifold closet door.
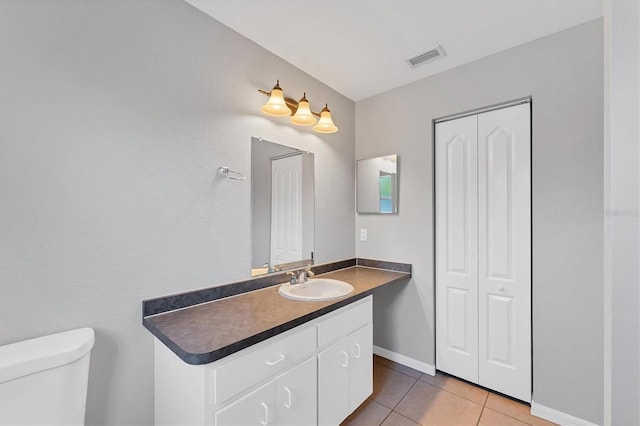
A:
[435,114,479,384]
[436,103,531,402]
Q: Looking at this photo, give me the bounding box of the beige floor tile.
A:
[394,380,483,426]
[380,412,421,426]
[486,393,557,426]
[341,398,392,426]
[418,372,447,388]
[371,363,418,409]
[479,408,530,426]
[374,355,423,379]
[419,372,488,405]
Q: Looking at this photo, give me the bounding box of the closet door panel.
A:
[477,103,531,402]
[435,115,479,383]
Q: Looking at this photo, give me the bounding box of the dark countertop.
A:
[144,266,410,365]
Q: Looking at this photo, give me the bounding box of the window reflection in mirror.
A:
[357,154,398,214]
[251,137,315,276]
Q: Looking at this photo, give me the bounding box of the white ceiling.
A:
[186,0,603,101]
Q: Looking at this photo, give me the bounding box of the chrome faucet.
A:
[263,263,278,273]
[297,267,315,284]
[287,267,315,284]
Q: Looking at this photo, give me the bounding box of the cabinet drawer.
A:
[213,325,316,405]
[317,297,372,348]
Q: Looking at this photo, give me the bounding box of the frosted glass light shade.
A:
[290,93,317,126]
[261,81,291,117]
[313,104,338,133]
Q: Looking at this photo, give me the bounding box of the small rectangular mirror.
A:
[357,154,398,214]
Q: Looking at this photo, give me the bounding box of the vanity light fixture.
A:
[313,104,338,134]
[260,80,291,117]
[290,93,316,126]
[258,80,339,134]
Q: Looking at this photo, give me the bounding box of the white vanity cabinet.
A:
[154,296,373,426]
[317,303,373,426]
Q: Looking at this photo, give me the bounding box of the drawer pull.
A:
[265,354,286,366]
[260,402,269,425]
[341,350,349,368]
[283,386,292,408]
[354,342,361,359]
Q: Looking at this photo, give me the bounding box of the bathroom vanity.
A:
[143,259,411,426]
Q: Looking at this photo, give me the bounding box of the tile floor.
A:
[341,355,557,426]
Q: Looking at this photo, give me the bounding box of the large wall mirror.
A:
[356,154,399,214]
[251,137,315,276]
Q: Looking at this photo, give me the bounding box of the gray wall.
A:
[605,1,640,424]
[0,1,354,424]
[356,19,604,424]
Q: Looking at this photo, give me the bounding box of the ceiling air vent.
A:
[406,45,445,68]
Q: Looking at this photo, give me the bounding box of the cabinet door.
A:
[318,339,350,426]
[349,323,373,412]
[215,382,274,426]
[275,357,317,426]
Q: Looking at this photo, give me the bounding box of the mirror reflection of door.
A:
[270,152,314,265]
[270,154,302,264]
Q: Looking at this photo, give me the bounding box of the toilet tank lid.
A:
[0,328,95,384]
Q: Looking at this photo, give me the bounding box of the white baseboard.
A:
[373,345,436,376]
[530,401,599,426]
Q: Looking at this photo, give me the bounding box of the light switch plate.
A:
[360,229,368,242]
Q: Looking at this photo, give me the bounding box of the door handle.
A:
[283,386,292,409]
[497,284,505,292]
[354,342,361,359]
[260,402,269,425]
[341,350,349,368]
[265,354,286,366]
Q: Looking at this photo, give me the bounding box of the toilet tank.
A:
[0,328,95,426]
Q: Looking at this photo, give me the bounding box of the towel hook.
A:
[217,166,246,180]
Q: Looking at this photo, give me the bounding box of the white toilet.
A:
[0,327,95,426]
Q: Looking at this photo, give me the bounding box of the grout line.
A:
[374,360,420,383]
[417,369,494,407]
[482,407,537,426]
[369,390,397,411]
[477,405,486,425]
[378,409,392,426]
[420,378,486,407]
[390,411,421,425]
[391,377,419,411]
[374,356,422,380]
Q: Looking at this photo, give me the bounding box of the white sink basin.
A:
[278,278,354,301]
